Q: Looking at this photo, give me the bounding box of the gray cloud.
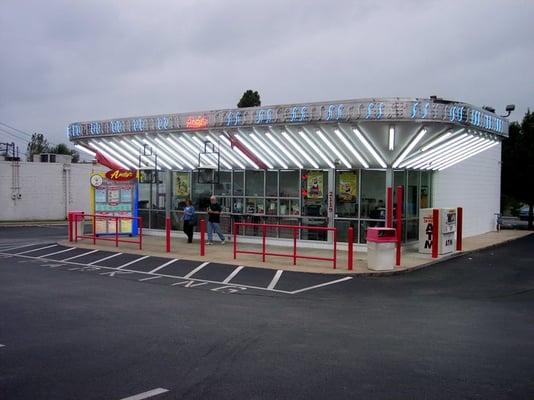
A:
[0,0,533,150]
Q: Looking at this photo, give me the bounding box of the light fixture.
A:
[145,137,183,169]
[165,136,198,168]
[94,140,137,169]
[392,128,427,168]
[251,133,288,169]
[316,130,351,168]
[281,131,319,169]
[191,135,232,169]
[298,130,334,168]
[388,126,395,151]
[437,141,498,171]
[352,127,387,168]
[334,129,369,168]
[140,138,175,170]
[434,139,496,170]
[74,144,96,157]
[423,136,485,169]
[405,134,472,169]
[88,141,128,169]
[266,132,303,169]
[208,133,247,169]
[123,139,160,169]
[106,140,141,167]
[158,137,195,169]
[421,131,453,152]
[235,133,274,169]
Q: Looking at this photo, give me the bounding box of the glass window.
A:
[406,170,419,217]
[192,171,211,211]
[245,198,264,214]
[214,171,231,196]
[335,170,358,218]
[245,170,264,196]
[302,170,327,217]
[233,171,244,196]
[360,170,385,219]
[266,198,278,215]
[266,171,278,197]
[279,170,299,197]
[420,171,430,208]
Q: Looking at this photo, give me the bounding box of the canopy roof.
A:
[69,97,507,171]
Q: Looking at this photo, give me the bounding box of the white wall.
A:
[432,143,501,237]
[0,161,104,221]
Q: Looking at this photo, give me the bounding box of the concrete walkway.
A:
[59,229,532,275]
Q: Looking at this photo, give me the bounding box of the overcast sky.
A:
[1,0,533,152]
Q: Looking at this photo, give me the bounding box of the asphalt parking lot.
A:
[0,226,533,400]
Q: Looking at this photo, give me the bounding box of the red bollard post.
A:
[165,216,171,253]
[93,214,96,245]
[233,222,237,260]
[456,207,463,251]
[432,209,439,258]
[200,219,205,256]
[115,217,119,247]
[74,214,78,243]
[347,226,354,271]
[68,212,73,242]
[139,217,143,250]
[333,228,337,269]
[292,228,297,266]
[386,187,393,228]
[262,224,266,262]
[396,186,403,266]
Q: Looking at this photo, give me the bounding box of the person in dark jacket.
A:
[183,199,195,243]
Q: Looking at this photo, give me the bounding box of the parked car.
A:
[519,205,531,221]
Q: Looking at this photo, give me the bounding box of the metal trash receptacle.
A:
[367,227,396,271]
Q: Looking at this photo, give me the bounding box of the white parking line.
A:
[40,247,76,258]
[87,252,123,265]
[222,265,244,284]
[290,276,353,294]
[116,255,150,269]
[0,242,45,252]
[148,258,178,274]
[183,261,209,279]
[119,387,169,400]
[62,249,99,261]
[15,244,58,255]
[267,270,284,290]
[138,275,162,282]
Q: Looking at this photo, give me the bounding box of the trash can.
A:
[367,227,396,271]
[68,211,85,241]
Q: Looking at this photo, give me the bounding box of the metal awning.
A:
[69,97,506,171]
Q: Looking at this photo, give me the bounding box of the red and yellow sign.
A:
[186,115,208,129]
[105,169,136,181]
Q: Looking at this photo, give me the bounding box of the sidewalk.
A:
[59,229,532,275]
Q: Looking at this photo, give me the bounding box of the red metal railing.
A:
[70,213,143,250]
[233,222,337,269]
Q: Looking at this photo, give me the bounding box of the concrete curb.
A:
[0,222,68,227]
[57,232,533,277]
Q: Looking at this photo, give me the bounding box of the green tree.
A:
[237,90,261,108]
[49,143,80,163]
[26,133,49,161]
[501,110,534,229]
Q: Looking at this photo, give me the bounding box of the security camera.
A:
[17,193,22,199]
[506,104,515,112]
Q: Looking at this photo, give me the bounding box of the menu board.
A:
[90,171,138,235]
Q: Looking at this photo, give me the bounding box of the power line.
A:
[0,122,32,137]
[0,127,28,142]
[0,122,60,146]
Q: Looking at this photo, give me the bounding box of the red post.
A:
[233,222,237,260]
[74,214,78,243]
[456,207,463,251]
[395,186,403,266]
[347,226,354,271]
[262,224,266,262]
[333,228,337,269]
[68,212,73,242]
[386,187,393,228]
[432,208,439,258]
[139,217,143,250]
[115,217,119,247]
[93,214,96,245]
[292,228,297,266]
[165,216,171,253]
[200,219,205,256]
